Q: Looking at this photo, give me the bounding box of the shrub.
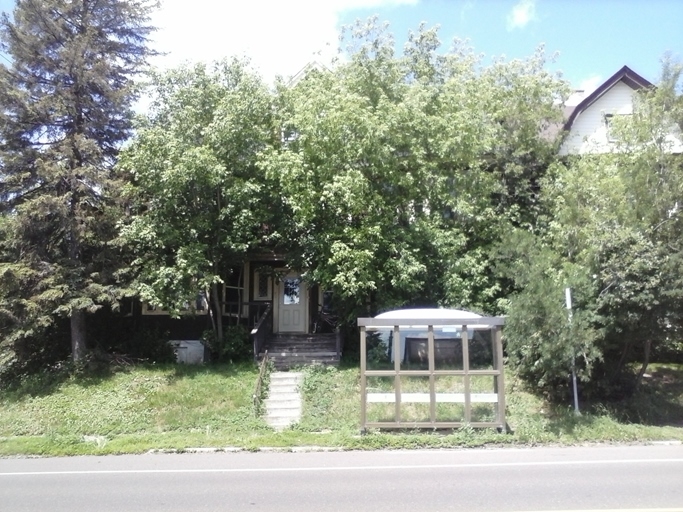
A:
[203,325,251,362]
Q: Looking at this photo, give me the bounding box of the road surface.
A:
[1,444,682,511]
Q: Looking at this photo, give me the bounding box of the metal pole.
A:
[565,287,581,416]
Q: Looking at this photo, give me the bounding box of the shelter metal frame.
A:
[358,316,506,430]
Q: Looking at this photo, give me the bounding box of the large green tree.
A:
[503,60,683,400]
[118,59,279,343]
[0,0,157,362]
[264,20,566,320]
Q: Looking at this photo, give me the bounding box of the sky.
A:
[0,0,682,96]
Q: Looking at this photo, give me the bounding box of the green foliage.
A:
[264,20,566,322]
[203,325,250,363]
[1,6,679,411]
[500,231,600,399]
[0,0,158,362]
[503,60,683,401]
[296,365,360,432]
[119,59,279,341]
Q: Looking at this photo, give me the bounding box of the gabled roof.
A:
[287,61,328,87]
[563,65,653,131]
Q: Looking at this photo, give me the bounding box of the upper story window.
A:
[604,113,618,143]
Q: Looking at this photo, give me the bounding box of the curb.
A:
[147,445,345,454]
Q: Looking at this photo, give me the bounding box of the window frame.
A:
[253,271,273,301]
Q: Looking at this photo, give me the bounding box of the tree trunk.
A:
[635,338,652,390]
[207,286,217,336]
[68,203,87,361]
[211,281,223,343]
[71,310,87,362]
[612,340,632,380]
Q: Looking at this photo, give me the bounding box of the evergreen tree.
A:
[0,0,157,362]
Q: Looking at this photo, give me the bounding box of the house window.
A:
[320,290,334,313]
[253,271,272,301]
[223,265,248,317]
[141,294,208,316]
[119,298,134,316]
[283,278,300,305]
[142,302,168,316]
[188,293,209,314]
[604,113,617,142]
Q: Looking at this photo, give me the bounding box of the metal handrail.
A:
[253,350,269,416]
[250,302,273,363]
[335,328,343,360]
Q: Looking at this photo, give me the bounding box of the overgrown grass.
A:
[292,362,683,449]
[0,363,274,456]
[1,362,682,456]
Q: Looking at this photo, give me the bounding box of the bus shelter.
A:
[358,309,506,430]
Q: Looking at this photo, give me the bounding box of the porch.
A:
[248,302,342,370]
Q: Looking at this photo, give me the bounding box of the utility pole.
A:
[565,287,581,416]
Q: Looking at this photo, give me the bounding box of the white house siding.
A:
[665,131,683,153]
[560,81,637,155]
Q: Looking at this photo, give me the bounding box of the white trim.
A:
[222,262,250,318]
[141,295,209,316]
[367,393,498,403]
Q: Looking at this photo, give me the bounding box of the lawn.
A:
[1,361,682,456]
[292,362,683,449]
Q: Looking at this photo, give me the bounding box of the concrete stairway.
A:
[261,333,339,370]
[264,372,303,430]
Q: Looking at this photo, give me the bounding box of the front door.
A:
[277,272,308,333]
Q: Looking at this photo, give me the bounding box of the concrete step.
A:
[270,375,301,383]
[265,391,300,400]
[269,378,300,387]
[269,357,337,364]
[268,351,337,359]
[265,406,301,416]
[265,402,301,412]
[266,418,299,429]
[270,380,299,387]
[264,371,303,431]
[261,337,340,369]
[267,390,298,399]
[266,342,337,347]
[266,404,300,411]
[268,350,336,355]
[267,346,337,352]
[270,359,339,367]
[270,333,336,340]
[271,364,338,371]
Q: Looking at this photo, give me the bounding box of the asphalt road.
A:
[1,444,683,512]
